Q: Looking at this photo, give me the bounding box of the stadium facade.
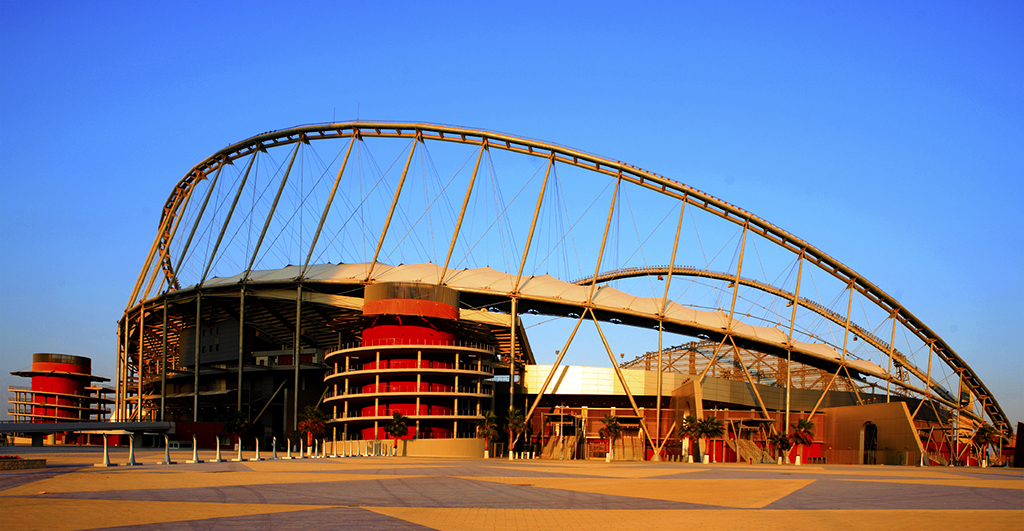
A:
[109,122,1012,464]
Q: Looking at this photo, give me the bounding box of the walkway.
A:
[1,447,1020,530]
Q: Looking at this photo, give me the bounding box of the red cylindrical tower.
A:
[31,353,90,421]
[325,283,495,441]
[8,353,112,425]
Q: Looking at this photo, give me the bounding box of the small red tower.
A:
[8,353,113,426]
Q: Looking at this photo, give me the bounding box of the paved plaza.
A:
[1,446,1021,530]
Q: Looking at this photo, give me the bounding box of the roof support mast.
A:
[512,154,555,426]
[655,199,686,458]
[785,251,805,437]
[439,142,487,285]
[366,134,418,282]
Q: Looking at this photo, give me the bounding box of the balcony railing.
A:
[325,361,494,376]
[326,386,494,398]
[332,408,485,419]
[328,338,495,354]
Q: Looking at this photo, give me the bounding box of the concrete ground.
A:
[1,446,1020,530]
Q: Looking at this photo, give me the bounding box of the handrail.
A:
[327,338,495,354]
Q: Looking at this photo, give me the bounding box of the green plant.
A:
[768,431,792,460]
[477,410,499,453]
[973,423,1001,463]
[384,412,409,441]
[697,416,725,462]
[507,407,527,450]
[224,410,252,446]
[678,414,700,459]
[788,418,815,462]
[600,414,622,459]
[297,406,327,446]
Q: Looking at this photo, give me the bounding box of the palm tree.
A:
[223,410,252,449]
[972,423,1001,465]
[297,405,327,448]
[788,418,815,464]
[768,431,792,462]
[384,412,408,455]
[678,414,700,461]
[600,414,622,461]
[507,407,527,455]
[477,411,499,457]
[697,416,725,463]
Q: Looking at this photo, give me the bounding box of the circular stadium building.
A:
[114,122,1013,463]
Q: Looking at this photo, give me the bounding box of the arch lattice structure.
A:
[117,122,1009,441]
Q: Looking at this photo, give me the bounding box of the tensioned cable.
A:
[531,177,613,277]
[253,144,340,271]
[451,151,539,273]
[380,142,472,266]
[487,148,517,273]
[620,189,662,299]
[207,153,284,278]
[310,140,405,266]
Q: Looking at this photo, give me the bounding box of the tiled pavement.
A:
[1,447,1020,530]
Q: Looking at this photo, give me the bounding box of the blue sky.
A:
[1,1,1021,426]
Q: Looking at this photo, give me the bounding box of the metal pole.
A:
[366,136,419,281]
[912,342,934,418]
[525,311,587,422]
[785,252,804,436]
[886,311,898,402]
[193,293,201,422]
[244,141,303,281]
[591,313,655,450]
[201,153,259,283]
[655,200,685,455]
[837,282,862,406]
[726,223,748,325]
[294,284,303,430]
[237,289,245,412]
[303,136,357,276]
[440,143,486,284]
[169,162,226,289]
[121,315,129,420]
[954,370,964,465]
[509,297,517,413]
[513,155,555,290]
[161,300,167,421]
[586,172,623,303]
[808,366,842,418]
[728,338,772,420]
[138,302,145,421]
[129,180,194,306]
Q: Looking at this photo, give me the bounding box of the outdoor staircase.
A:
[612,436,643,461]
[729,438,774,463]
[542,435,578,459]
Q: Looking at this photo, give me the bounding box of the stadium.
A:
[113,122,1012,464]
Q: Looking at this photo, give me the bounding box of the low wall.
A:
[401,438,484,458]
[0,459,46,470]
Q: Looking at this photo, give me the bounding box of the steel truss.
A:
[117,122,1010,441]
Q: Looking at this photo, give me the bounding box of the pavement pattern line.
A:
[2,449,1021,530]
[0,497,335,531]
[0,470,425,496]
[461,477,814,508]
[838,477,1024,490]
[366,507,1023,531]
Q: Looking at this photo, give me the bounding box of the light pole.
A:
[559,404,565,460]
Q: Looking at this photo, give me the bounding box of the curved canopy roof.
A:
[199,262,894,389]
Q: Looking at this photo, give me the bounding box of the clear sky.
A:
[1,1,1021,426]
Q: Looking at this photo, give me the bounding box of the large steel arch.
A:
[125,121,1009,435]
